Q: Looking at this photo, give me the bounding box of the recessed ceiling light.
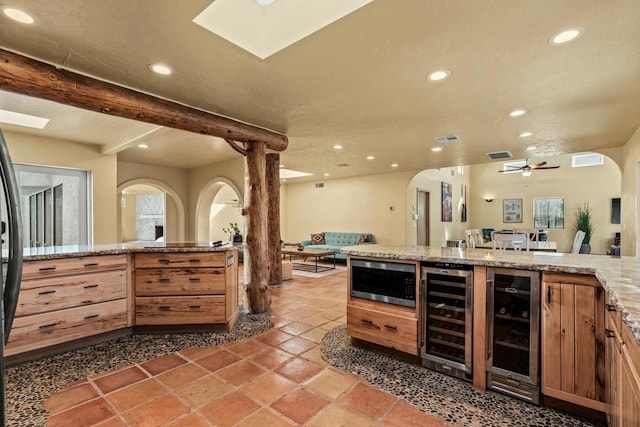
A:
[549,27,584,46]
[279,164,285,168]
[0,109,49,129]
[509,109,527,117]
[323,173,330,177]
[255,0,275,5]
[138,144,149,149]
[2,7,34,24]
[333,144,343,150]
[391,163,399,168]
[519,132,533,138]
[149,63,173,75]
[366,155,375,160]
[427,70,450,81]
[431,147,443,152]
[526,146,537,151]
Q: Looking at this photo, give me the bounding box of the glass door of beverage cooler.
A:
[421,265,473,380]
[486,267,540,403]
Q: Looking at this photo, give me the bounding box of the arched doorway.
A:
[117,179,186,243]
[195,178,244,242]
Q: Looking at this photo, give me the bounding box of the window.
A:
[572,153,603,168]
[533,197,564,229]
[15,164,91,248]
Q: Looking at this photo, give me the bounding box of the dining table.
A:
[475,241,558,252]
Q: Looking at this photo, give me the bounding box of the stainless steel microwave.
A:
[349,258,416,307]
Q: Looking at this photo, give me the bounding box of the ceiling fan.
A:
[499,159,560,177]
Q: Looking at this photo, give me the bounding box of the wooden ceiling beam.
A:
[0,49,288,151]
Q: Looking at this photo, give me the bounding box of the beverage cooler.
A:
[420,262,473,381]
[486,267,540,404]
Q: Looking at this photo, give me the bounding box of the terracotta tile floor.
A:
[44,268,450,426]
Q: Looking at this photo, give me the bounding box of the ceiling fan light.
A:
[521,170,532,177]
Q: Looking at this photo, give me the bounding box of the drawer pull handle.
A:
[38,290,57,295]
[39,323,57,330]
[189,277,201,282]
[384,324,397,330]
[189,259,200,263]
[84,284,99,289]
[84,314,99,320]
[84,263,99,268]
[158,259,171,263]
[189,305,201,310]
[605,328,616,338]
[158,278,171,283]
[159,306,171,311]
[361,319,372,325]
[606,303,617,312]
[39,266,57,271]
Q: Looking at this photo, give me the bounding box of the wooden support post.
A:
[245,142,270,313]
[266,153,282,286]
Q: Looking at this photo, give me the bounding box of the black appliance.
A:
[420,261,474,381]
[486,267,540,404]
[350,258,416,308]
[0,129,24,426]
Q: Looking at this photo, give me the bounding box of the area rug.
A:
[321,325,602,427]
[291,261,347,278]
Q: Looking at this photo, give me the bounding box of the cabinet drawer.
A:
[135,268,225,296]
[16,270,127,316]
[135,296,225,325]
[22,255,127,280]
[5,299,127,356]
[134,252,225,268]
[347,304,418,355]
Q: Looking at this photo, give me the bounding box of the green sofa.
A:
[300,232,375,260]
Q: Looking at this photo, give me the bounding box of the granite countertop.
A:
[20,242,236,261]
[341,244,640,344]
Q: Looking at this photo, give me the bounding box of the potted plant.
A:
[574,202,594,254]
[223,222,242,243]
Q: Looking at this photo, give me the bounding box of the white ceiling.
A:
[0,0,639,181]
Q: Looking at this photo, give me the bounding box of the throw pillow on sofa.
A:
[310,232,325,244]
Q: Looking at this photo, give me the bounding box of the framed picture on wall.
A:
[441,182,453,222]
[503,198,523,223]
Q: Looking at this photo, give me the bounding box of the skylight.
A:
[0,109,49,129]
[193,0,374,59]
[279,168,313,179]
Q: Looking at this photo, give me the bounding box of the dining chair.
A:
[464,229,483,248]
[514,228,539,242]
[571,230,586,253]
[491,232,530,251]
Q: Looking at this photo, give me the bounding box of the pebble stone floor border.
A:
[321,325,604,427]
[5,265,606,426]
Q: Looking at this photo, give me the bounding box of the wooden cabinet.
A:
[347,302,418,355]
[541,273,606,412]
[606,297,640,426]
[133,250,238,329]
[5,255,129,356]
[346,258,419,356]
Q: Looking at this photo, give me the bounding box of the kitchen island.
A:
[341,244,640,424]
[5,242,239,363]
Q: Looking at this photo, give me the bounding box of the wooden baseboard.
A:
[541,395,607,425]
[5,328,132,367]
[350,336,422,365]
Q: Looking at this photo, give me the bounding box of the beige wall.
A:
[283,171,416,245]
[4,131,118,244]
[468,153,621,254]
[621,126,640,256]
[121,194,137,241]
[406,167,471,247]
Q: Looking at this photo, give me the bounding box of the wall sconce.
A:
[484,198,494,203]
